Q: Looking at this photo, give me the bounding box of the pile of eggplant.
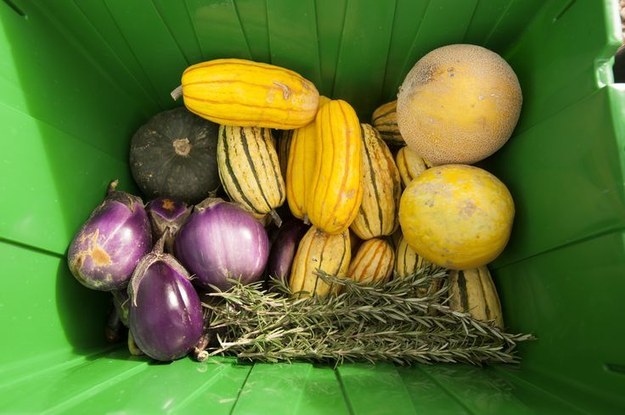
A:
[67,180,303,362]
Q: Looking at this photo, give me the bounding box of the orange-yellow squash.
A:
[174,58,320,129]
[289,226,351,298]
[307,100,363,235]
[347,238,394,285]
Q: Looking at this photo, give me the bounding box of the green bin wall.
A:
[1,0,624,413]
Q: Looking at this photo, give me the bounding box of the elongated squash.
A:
[371,100,404,146]
[277,130,292,183]
[395,146,429,187]
[350,124,401,240]
[307,100,363,234]
[289,226,351,298]
[285,120,316,221]
[394,236,439,297]
[217,126,285,223]
[285,96,331,221]
[173,58,319,129]
[348,238,394,285]
[448,266,504,328]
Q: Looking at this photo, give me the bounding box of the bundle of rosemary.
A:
[201,267,533,366]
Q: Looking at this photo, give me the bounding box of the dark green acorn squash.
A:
[129,107,220,204]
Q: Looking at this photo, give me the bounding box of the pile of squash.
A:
[130,47,523,330]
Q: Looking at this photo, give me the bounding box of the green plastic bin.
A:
[1,0,625,413]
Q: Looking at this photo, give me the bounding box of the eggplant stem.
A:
[107,179,119,196]
[170,85,183,101]
[269,209,283,227]
[153,229,169,255]
[127,331,144,356]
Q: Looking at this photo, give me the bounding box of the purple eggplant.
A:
[266,217,309,280]
[145,197,192,253]
[67,180,152,291]
[127,235,203,361]
[174,198,269,291]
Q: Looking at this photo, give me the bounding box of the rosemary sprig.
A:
[202,267,533,366]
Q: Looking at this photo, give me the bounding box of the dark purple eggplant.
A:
[145,197,192,253]
[111,289,129,327]
[174,198,269,291]
[266,217,309,280]
[67,180,152,291]
[127,235,203,361]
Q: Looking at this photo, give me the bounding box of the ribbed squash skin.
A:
[217,126,285,217]
[289,227,351,298]
[395,146,429,188]
[285,96,331,221]
[180,58,319,129]
[448,266,504,328]
[394,236,430,279]
[348,238,394,285]
[394,236,439,297]
[277,130,292,183]
[371,100,404,145]
[350,124,401,240]
[307,100,363,235]
[286,119,317,221]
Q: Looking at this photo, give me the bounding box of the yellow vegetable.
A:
[395,146,429,188]
[350,124,401,240]
[448,266,504,328]
[307,100,363,235]
[371,100,404,146]
[217,126,285,222]
[397,44,522,165]
[174,58,319,129]
[348,238,394,285]
[398,164,514,270]
[289,226,351,298]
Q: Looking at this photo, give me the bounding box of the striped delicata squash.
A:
[371,100,404,146]
[289,226,351,298]
[350,124,401,240]
[217,126,285,224]
[448,266,504,328]
[307,99,363,235]
[172,58,319,129]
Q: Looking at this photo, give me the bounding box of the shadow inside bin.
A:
[55,256,118,355]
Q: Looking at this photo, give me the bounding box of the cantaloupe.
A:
[398,164,514,270]
[396,44,522,165]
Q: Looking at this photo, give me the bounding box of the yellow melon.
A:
[398,164,514,270]
[396,44,522,165]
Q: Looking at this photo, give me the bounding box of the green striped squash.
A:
[217,126,286,221]
[371,100,404,146]
[350,124,401,240]
[448,266,504,328]
[289,226,351,298]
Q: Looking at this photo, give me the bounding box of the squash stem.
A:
[170,85,183,101]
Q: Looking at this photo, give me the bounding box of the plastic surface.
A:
[1,0,625,413]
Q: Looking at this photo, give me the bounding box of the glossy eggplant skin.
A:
[145,197,192,253]
[68,182,152,291]
[127,241,203,362]
[266,217,309,280]
[174,198,269,291]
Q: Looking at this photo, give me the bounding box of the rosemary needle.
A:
[202,266,533,366]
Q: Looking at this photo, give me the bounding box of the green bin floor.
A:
[0,348,586,414]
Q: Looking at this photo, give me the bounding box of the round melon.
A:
[398,164,514,270]
[396,44,522,165]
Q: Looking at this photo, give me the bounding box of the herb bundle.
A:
[201,267,533,366]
